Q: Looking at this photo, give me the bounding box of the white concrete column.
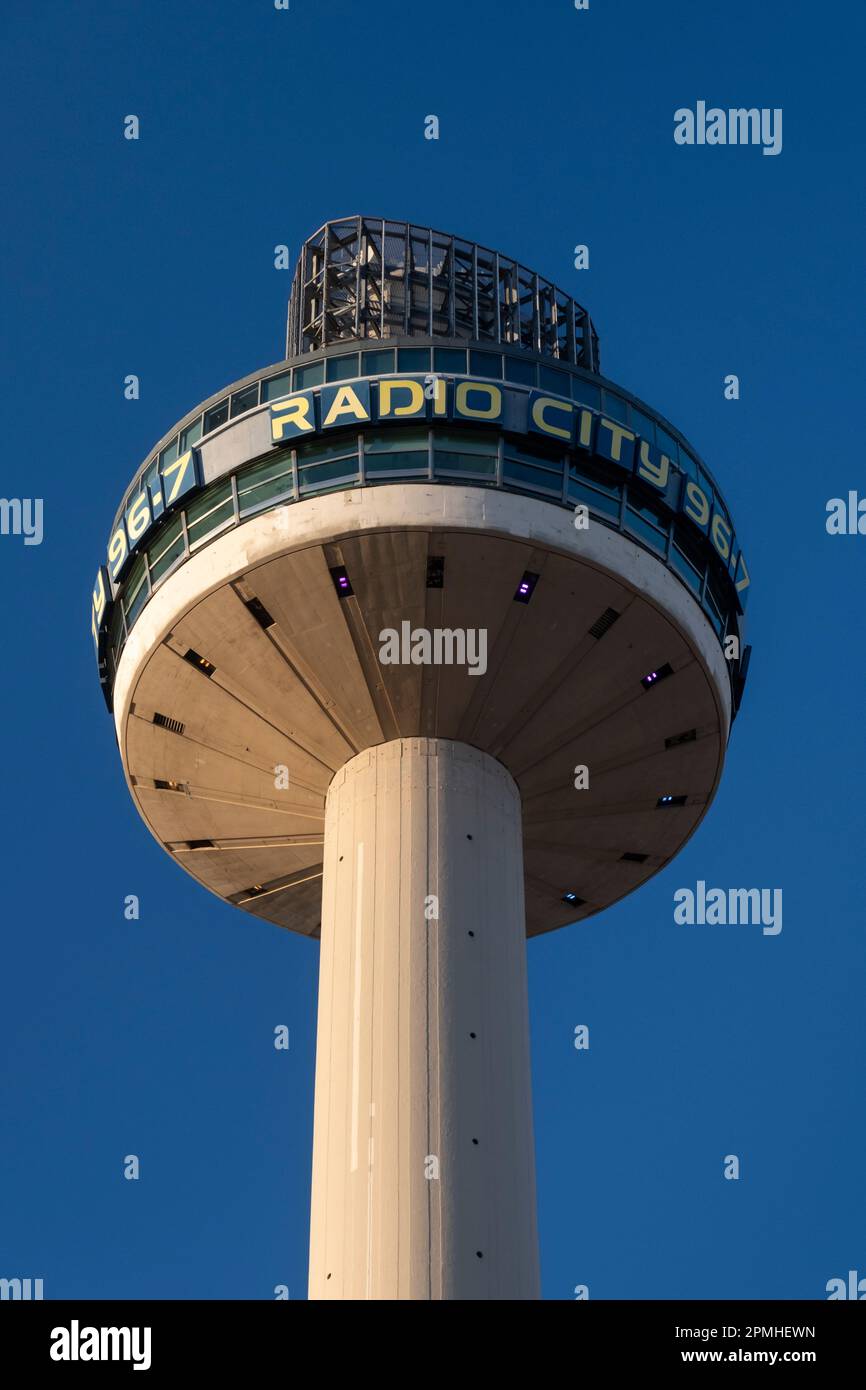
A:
[308,737,540,1300]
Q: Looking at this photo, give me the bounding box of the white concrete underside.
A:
[112,483,732,937]
[309,738,539,1300]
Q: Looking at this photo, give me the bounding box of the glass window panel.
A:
[539,364,569,395]
[469,350,502,377]
[435,451,497,477]
[203,399,229,433]
[505,440,563,468]
[567,474,621,522]
[365,450,428,475]
[147,515,185,585]
[570,376,601,409]
[159,438,179,469]
[296,434,360,466]
[180,417,202,451]
[678,449,699,480]
[602,391,628,424]
[625,507,667,554]
[298,455,359,495]
[123,554,150,626]
[503,460,562,495]
[433,347,466,373]
[365,429,427,455]
[186,481,234,547]
[325,353,360,382]
[295,360,324,388]
[362,349,395,375]
[671,542,703,595]
[237,452,295,513]
[230,383,259,417]
[657,425,680,462]
[261,371,292,402]
[503,355,535,385]
[434,430,496,457]
[631,408,656,443]
[397,347,430,371]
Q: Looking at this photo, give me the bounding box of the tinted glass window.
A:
[362,349,395,375]
[295,361,324,389]
[397,347,430,372]
[433,348,466,373]
[230,383,259,417]
[469,350,502,377]
[326,353,360,382]
[261,371,292,402]
[203,399,229,433]
[503,355,535,385]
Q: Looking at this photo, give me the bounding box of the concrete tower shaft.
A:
[309,739,538,1299]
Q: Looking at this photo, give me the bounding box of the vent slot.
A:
[588,607,620,640]
[153,712,185,736]
[245,595,275,629]
[665,728,697,750]
[154,779,186,793]
[186,839,214,850]
[620,852,649,864]
[426,555,445,589]
[183,648,215,677]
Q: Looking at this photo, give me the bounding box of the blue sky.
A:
[1,0,864,1299]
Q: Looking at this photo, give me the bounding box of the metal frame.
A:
[287,217,600,371]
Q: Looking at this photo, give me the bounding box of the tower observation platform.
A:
[93,217,751,1299]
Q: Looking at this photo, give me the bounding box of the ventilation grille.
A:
[245,595,275,630]
[153,712,185,736]
[426,555,445,589]
[588,607,620,640]
[665,728,697,750]
[186,839,214,850]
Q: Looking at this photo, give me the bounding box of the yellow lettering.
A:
[598,418,635,462]
[455,381,502,420]
[271,395,314,441]
[683,479,710,528]
[531,395,574,440]
[378,378,425,418]
[710,512,732,561]
[636,440,671,490]
[322,385,370,428]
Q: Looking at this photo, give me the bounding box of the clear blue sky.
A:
[1,0,863,1299]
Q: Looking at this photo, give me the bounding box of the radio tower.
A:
[93,218,750,1298]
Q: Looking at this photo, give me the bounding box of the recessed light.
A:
[329,565,353,598]
[656,794,687,808]
[561,891,585,905]
[514,571,539,604]
[641,662,673,690]
[183,648,215,677]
